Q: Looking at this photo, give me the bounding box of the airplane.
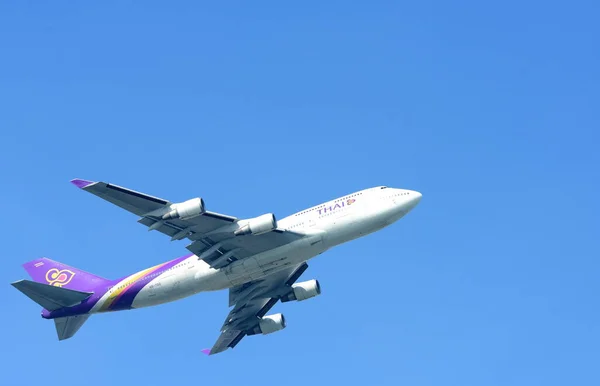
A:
[11,179,422,355]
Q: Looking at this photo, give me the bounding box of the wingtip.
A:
[70,178,95,189]
[201,349,211,356]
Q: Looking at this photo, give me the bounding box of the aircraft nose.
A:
[411,190,422,204]
[405,190,422,210]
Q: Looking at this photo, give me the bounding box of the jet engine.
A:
[280,280,321,302]
[248,313,286,335]
[162,198,205,221]
[234,213,277,236]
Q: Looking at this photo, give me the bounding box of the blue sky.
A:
[1,1,598,385]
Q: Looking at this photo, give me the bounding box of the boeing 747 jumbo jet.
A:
[12,179,422,355]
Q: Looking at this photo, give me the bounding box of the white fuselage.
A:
[90,187,422,313]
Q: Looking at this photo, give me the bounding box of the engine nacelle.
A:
[162,197,205,221]
[234,213,277,236]
[281,280,321,302]
[249,313,286,335]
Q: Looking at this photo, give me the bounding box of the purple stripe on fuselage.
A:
[42,254,194,318]
[43,279,118,319]
[108,254,192,311]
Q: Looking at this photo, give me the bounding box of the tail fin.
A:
[11,280,93,311]
[22,257,110,292]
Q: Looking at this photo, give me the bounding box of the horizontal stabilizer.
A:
[54,315,91,340]
[11,280,93,311]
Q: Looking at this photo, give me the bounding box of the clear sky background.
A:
[1,1,598,385]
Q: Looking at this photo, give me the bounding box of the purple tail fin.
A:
[22,258,110,292]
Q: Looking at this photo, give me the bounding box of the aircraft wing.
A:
[71,179,302,267]
[205,262,309,355]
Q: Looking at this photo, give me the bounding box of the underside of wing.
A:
[71,179,303,269]
[72,179,236,235]
[206,262,319,355]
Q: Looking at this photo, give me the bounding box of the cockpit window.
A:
[380,186,388,189]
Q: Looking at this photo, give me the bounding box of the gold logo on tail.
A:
[45,268,76,287]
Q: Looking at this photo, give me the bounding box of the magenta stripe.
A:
[108,254,193,311]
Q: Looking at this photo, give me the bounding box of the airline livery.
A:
[12,179,422,355]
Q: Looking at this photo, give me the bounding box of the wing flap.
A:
[210,231,302,259]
